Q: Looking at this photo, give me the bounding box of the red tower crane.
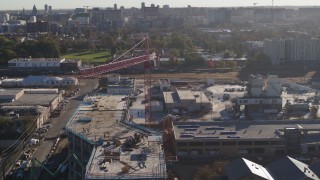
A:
[78,37,156,124]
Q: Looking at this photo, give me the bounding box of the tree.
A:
[0,115,13,133]
[37,38,60,57]
[194,165,217,180]
[101,34,114,50]
[225,61,237,69]
[169,48,179,58]
[246,52,272,68]
[185,53,203,65]
[16,38,60,58]
[0,49,16,63]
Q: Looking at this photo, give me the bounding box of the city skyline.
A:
[2,0,320,10]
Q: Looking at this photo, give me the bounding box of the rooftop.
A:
[66,95,128,143]
[267,156,320,180]
[164,90,210,104]
[225,158,274,180]
[159,79,170,85]
[1,93,59,106]
[176,90,194,100]
[172,121,320,141]
[86,135,166,179]
[0,89,23,96]
[61,59,81,63]
[310,161,320,177]
[8,58,64,62]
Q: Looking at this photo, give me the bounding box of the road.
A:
[26,78,98,179]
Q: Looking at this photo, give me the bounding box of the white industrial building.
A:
[264,37,320,65]
[7,58,81,73]
[163,89,211,114]
[8,58,63,72]
[237,75,282,114]
[106,74,135,95]
[159,79,171,91]
[263,38,285,65]
[1,75,78,87]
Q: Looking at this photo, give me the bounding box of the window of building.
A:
[270,141,283,145]
[205,142,220,146]
[238,141,253,146]
[177,142,187,146]
[189,142,204,146]
[308,146,316,152]
[254,141,269,145]
[222,141,236,145]
[254,148,265,153]
[177,149,188,153]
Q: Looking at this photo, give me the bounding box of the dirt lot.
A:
[127,68,320,85]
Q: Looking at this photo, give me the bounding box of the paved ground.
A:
[26,78,98,179]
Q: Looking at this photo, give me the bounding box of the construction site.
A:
[3,37,320,180]
[66,37,320,179]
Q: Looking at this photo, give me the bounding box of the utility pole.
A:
[272,0,274,23]
[253,3,257,23]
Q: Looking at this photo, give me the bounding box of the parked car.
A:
[36,128,47,134]
[42,124,52,129]
[29,138,39,146]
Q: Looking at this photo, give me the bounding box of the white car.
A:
[29,138,39,146]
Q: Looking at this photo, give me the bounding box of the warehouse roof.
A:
[267,156,319,180]
[172,121,320,141]
[225,158,274,180]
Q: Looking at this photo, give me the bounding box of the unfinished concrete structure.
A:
[237,75,282,115]
[65,94,166,180]
[106,74,135,95]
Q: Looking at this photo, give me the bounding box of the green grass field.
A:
[62,51,112,63]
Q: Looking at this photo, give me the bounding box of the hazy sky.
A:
[2,0,320,10]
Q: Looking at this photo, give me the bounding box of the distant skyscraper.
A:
[32,4,37,15]
[48,6,52,11]
[163,5,170,9]
[45,4,48,12]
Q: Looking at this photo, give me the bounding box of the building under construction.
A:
[65,94,166,180]
[236,75,282,118]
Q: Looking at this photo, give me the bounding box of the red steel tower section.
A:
[78,38,150,78]
[78,37,154,125]
[162,115,174,159]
